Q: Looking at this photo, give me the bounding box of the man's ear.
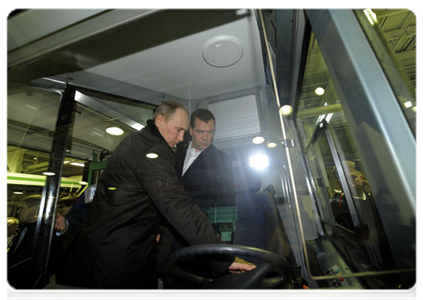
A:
[189,126,193,136]
[155,114,164,128]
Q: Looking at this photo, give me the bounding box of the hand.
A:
[54,213,68,232]
[228,257,256,274]
[156,234,160,243]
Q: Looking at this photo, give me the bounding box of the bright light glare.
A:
[133,124,145,131]
[43,172,56,176]
[404,101,413,108]
[280,105,293,116]
[315,87,325,96]
[106,127,124,136]
[364,9,378,26]
[146,153,159,159]
[249,154,269,170]
[252,136,265,145]
[267,141,278,148]
[70,162,85,167]
[325,113,334,123]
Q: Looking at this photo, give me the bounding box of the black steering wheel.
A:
[168,244,291,289]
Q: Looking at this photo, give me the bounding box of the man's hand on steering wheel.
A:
[229,257,256,274]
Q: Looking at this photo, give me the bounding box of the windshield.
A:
[5,9,420,299]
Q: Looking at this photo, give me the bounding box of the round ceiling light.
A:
[280,105,293,116]
[252,136,265,145]
[315,87,325,96]
[106,127,124,136]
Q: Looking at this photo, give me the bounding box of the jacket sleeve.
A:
[136,143,233,275]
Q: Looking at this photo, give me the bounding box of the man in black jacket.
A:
[175,108,235,208]
[71,101,253,289]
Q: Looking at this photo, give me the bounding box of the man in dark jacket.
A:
[175,108,235,208]
[71,101,253,289]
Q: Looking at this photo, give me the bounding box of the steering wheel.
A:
[168,244,291,289]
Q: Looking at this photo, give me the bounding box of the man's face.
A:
[190,118,215,151]
[155,109,189,148]
[16,203,37,225]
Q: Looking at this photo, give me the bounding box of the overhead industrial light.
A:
[13,191,24,195]
[43,172,56,176]
[280,105,293,116]
[70,162,85,167]
[78,181,88,185]
[315,87,325,96]
[252,136,265,145]
[249,153,269,170]
[106,126,124,136]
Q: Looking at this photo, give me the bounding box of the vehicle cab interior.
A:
[7,8,416,293]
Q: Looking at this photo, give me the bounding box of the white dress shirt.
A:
[182,141,204,176]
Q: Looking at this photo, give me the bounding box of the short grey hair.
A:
[153,101,188,121]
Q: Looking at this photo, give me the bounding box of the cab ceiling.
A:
[8,9,266,101]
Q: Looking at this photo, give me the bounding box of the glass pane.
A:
[295,29,414,286]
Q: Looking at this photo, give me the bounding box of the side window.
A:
[295,29,402,277]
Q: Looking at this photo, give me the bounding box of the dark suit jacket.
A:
[175,143,235,208]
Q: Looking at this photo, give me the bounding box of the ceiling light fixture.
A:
[106,127,124,136]
[252,136,265,145]
[280,105,293,116]
[267,141,278,148]
[43,172,56,176]
[70,162,85,167]
[315,87,325,96]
